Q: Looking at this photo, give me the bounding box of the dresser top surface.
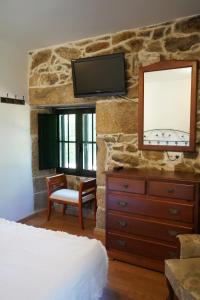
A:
[106,168,200,183]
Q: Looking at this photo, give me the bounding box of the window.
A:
[38,107,96,177]
[58,108,96,176]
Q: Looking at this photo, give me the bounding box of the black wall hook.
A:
[1,95,25,105]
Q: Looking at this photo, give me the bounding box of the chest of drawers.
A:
[106,169,200,271]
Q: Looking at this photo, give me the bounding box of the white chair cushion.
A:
[50,189,94,203]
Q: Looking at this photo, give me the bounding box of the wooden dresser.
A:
[106,169,200,271]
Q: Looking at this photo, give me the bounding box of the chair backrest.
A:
[46,173,67,196]
[79,178,96,200]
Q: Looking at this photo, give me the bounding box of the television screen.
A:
[71,53,126,98]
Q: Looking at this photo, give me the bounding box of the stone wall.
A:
[29,14,200,229]
[31,107,55,210]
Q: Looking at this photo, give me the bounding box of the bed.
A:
[0,218,108,300]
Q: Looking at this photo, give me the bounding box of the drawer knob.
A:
[168,251,177,258]
[117,201,128,207]
[167,188,175,194]
[118,220,128,228]
[123,184,129,189]
[168,207,180,215]
[117,239,126,247]
[168,230,179,237]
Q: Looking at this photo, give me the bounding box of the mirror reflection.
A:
[144,67,192,147]
[138,60,197,152]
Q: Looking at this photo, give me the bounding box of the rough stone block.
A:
[118,134,137,143]
[40,73,59,86]
[165,35,200,52]
[142,151,164,161]
[126,144,137,152]
[55,47,81,60]
[175,162,194,173]
[175,15,200,34]
[32,136,39,175]
[33,176,47,193]
[34,191,47,210]
[85,41,110,53]
[75,38,93,47]
[112,30,136,44]
[103,135,118,143]
[29,73,40,87]
[96,100,137,134]
[171,49,200,61]
[38,66,49,73]
[112,152,139,166]
[193,160,200,173]
[128,38,144,51]
[59,73,68,81]
[31,50,52,70]
[96,137,106,186]
[29,84,74,105]
[137,30,152,37]
[146,41,163,52]
[97,186,105,208]
[112,44,130,53]
[138,51,160,66]
[64,205,93,219]
[112,145,124,151]
[127,84,139,99]
[96,207,105,229]
[152,27,165,39]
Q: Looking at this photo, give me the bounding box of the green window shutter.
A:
[38,114,58,170]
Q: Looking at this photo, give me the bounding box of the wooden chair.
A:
[46,173,97,229]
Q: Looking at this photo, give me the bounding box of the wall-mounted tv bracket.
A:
[1,94,25,105]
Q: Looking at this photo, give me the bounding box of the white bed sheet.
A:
[0,218,108,300]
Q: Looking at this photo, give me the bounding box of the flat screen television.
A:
[71,53,126,98]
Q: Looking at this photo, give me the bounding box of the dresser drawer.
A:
[148,181,194,201]
[107,233,178,260]
[107,193,194,223]
[107,177,145,194]
[107,212,193,242]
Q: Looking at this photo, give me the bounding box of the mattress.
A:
[0,218,108,300]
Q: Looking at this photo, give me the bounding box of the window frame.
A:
[55,107,96,177]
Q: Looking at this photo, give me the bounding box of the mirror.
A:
[138,60,198,152]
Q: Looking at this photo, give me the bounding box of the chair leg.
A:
[166,278,175,300]
[47,200,52,221]
[79,205,84,230]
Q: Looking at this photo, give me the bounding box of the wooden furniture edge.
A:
[108,249,164,272]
